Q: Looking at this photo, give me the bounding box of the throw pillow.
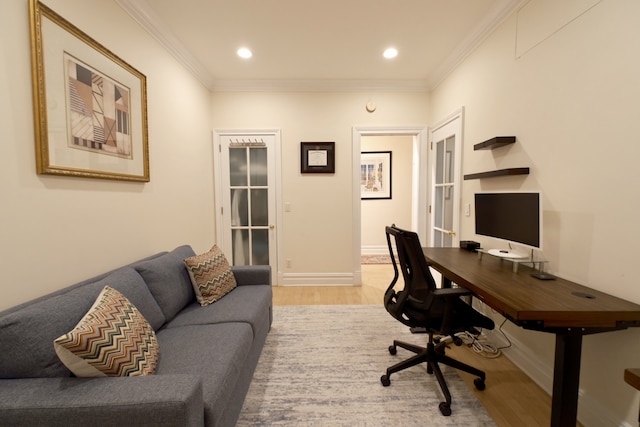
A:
[184,245,237,306]
[53,286,159,377]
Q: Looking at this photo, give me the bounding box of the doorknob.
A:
[447,230,456,237]
[269,224,275,230]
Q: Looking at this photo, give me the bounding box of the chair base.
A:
[380,337,487,416]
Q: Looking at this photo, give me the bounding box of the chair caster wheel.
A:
[474,378,486,391]
[388,345,397,355]
[439,402,451,416]
[380,375,391,387]
[453,336,463,346]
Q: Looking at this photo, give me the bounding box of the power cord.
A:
[456,317,511,359]
[457,331,501,358]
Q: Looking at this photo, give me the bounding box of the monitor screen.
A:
[474,192,541,250]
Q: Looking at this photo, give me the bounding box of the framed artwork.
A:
[361,151,392,199]
[29,0,150,181]
[300,142,335,173]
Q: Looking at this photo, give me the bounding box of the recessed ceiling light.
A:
[383,47,398,59]
[237,47,253,59]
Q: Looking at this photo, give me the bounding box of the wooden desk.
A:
[624,368,640,422]
[423,247,640,427]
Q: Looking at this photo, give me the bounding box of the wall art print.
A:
[361,151,392,199]
[29,0,149,181]
[66,55,132,158]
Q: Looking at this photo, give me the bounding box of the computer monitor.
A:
[474,192,542,258]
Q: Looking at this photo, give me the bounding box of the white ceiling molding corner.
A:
[115,0,216,90]
[426,0,529,90]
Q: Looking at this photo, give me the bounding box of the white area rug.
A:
[237,305,496,426]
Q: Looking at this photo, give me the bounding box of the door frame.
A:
[213,129,283,285]
[352,126,428,285]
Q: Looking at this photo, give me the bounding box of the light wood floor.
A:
[273,263,579,427]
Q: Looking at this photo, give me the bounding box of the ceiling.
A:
[115,0,524,92]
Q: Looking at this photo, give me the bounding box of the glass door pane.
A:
[229,145,270,266]
[430,112,462,248]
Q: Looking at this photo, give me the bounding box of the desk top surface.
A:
[625,369,640,391]
[423,247,640,330]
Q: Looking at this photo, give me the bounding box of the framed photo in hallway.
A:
[361,151,392,199]
[29,0,149,182]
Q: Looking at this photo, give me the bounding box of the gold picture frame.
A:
[29,0,149,181]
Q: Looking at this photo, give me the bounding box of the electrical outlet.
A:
[465,203,471,217]
[286,259,292,268]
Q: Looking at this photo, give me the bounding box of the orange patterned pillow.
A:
[184,245,237,306]
[54,286,159,377]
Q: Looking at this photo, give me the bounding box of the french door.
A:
[429,110,463,248]
[214,130,280,282]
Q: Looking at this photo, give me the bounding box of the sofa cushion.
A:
[0,267,164,379]
[184,245,237,306]
[134,245,196,321]
[165,285,272,340]
[54,286,159,377]
[155,323,253,426]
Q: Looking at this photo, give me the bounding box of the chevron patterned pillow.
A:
[184,245,237,306]
[53,286,159,377]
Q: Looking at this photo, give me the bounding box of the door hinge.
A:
[221,207,223,215]
[219,144,222,152]
[428,205,432,214]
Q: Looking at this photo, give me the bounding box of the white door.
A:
[214,130,280,282]
[429,110,463,248]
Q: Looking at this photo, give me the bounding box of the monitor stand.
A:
[478,248,549,274]
[487,248,528,259]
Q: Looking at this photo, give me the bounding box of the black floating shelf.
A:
[474,136,516,151]
[464,167,530,180]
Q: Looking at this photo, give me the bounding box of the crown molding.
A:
[210,79,430,93]
[117,0,526,93]
[115,0,215,89]
[426,0,528,89]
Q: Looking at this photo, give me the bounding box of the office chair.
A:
[380,225,495,416]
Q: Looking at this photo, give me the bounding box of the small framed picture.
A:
[361,151,392,199]
[300,142,335,174]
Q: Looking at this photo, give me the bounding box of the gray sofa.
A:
[0,245,272,427]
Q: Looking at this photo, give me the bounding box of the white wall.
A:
[429,1,640,425]
[211,92,428,280]
[361,135,413,253]
[0,0,215,310]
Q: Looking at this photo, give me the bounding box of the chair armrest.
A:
[432,287,472,298]
[231,265,271,286]
[0,375,204,427]
[433,287,473,336]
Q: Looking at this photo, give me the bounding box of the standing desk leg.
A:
[551,333,583,427]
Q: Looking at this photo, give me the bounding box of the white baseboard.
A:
[279,272,356,286]
[361,245,388,255]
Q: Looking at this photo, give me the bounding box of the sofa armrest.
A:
[231,265,271,286]
[0,375,203,427]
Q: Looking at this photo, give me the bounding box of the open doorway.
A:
[360,135,413,257]
[351,126,428,285]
